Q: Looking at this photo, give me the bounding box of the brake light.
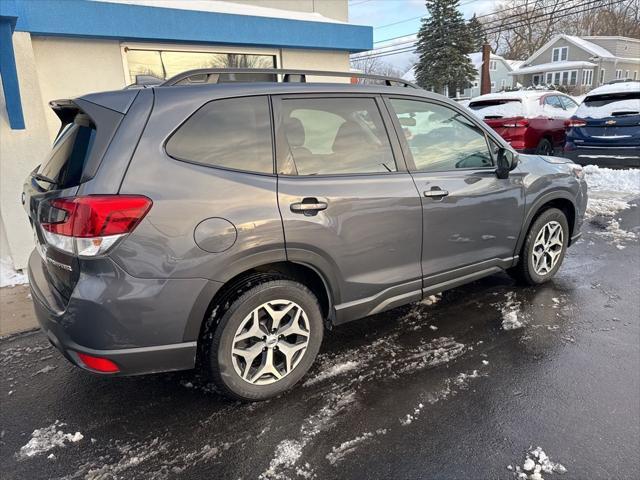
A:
[567,119,587,128]
[76,352,120,373]
[502,117,529,128]
[41,195,152,256]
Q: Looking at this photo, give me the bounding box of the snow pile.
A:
[1,257,28,287]
[584,165,640,194]
[17,421,83,460]
[499,292,526,330]
[584,166,640,247]
[509,446,567,479]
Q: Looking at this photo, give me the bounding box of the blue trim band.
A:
[11,0,372,52]
[0,18,25,130]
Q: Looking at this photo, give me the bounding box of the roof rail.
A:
[161,68,419,89]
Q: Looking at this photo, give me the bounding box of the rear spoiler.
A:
[49,100,79,138]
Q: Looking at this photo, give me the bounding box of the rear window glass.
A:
[39,113,96,190]
[576,92,640,118]
[166,96,273,174]
[469,99,524,119]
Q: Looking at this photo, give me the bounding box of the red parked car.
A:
[468,90,579,155]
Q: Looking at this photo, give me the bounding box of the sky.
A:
[348,0,498,73]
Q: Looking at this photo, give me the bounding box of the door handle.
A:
[290,198,328,216]
[423,188,449,199]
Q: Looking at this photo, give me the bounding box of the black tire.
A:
[535,137,554,155]
[508,208,569,285]
[203,278,323,401]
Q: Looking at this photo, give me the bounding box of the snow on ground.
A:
[303,360,359,387]
[0,258,28,288]
[325,430,387,465]
[509,446,567,479]
[496,292,526,330]
[17,421,83,460]
[584,166,640,247]
[400,367,484,426]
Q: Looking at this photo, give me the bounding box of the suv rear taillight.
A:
[41,195,152,256]
[566,118,587,128]
[502,117,529,128]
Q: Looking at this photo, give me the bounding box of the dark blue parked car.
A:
[564,81,640,167]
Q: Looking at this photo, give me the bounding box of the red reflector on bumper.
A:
[77,352,120,373]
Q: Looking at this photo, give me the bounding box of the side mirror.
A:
[496,148,516,179]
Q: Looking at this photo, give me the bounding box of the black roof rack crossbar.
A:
[161,68,419,89]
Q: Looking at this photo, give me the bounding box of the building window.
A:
[552,46,568,62]
[545,72,553,84]
[491,81,496,89]
[600,69,606,84]
[500,78,506,88]
[634,71,638,80]
[582,69,593,86]
[625,70,630,78]
[615,69,623,79]
[489,60,497,71]
[124,46,277,83]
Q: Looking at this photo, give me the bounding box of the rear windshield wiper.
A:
[611,111,640,117]
[33,172,57,185]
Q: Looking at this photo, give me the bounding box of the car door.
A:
[542,95,572,148]
[273,94,423,323]
[384,96,525,289]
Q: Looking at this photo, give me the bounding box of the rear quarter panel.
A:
[112,87,286,283]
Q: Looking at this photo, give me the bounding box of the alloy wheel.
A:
[231,300,310,385]
[532,220,564,276]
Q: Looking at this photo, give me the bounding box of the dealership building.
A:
[0,0,372,270]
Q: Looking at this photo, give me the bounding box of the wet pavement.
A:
[1,204,639,480]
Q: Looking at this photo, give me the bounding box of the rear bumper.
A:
[563,145,640,167]
[28,250,221,376]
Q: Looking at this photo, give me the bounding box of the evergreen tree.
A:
[414,0,477,96]
[467,14,485,52]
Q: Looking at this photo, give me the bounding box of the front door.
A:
[273,95,423,323]
[384,96,525,288]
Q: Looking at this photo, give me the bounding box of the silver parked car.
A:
[23,69,587,400]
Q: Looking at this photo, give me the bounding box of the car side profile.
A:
[23,69,587,401]
[469,90,579,155]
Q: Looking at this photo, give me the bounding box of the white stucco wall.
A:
[31,37,127,142]
[0,33,351,270]
[0,32,52,270]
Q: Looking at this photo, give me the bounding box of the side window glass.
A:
[544,96,565,110]
[279,97,396,175]
[166,96,273,174]
[389,98,494,172]
[560,96,578,110]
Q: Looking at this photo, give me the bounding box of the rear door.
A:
[273,94,423,322]
[541,95,572,148]
[384,96,524,287]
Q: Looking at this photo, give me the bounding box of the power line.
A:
[373,0,482,30]
[352,0,622,61]
[373,0,562,43]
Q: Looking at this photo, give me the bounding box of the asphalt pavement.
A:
[1,203,639,480]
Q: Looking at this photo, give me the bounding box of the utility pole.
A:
[480,41,491,95]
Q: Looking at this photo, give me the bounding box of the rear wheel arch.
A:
[198,261,333,334]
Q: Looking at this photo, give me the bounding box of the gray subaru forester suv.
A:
[23,69,587,401]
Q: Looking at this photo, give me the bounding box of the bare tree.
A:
[484,0,639,59]
[350,57,402,78]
